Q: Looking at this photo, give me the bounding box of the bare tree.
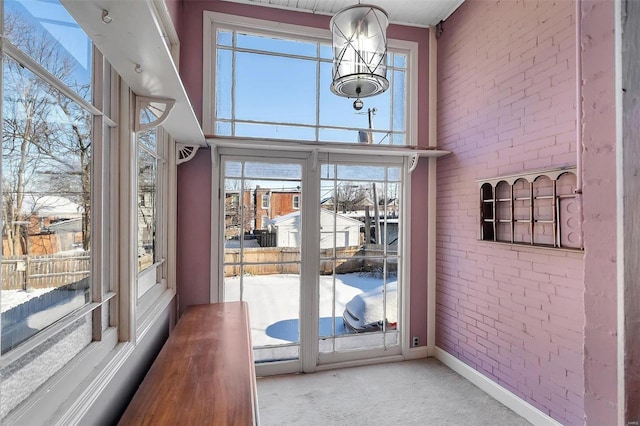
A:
[334,182,369,214]
[224,179,255,237]
[2,11,92,255]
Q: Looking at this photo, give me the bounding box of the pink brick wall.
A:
[436,0,585,424]
[580,1,618,424]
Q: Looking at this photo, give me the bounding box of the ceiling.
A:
[219,0,465,27]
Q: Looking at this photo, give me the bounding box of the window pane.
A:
[138,126,157,152]
[5,0,92,101]
[336,165,387,181]
[391,132,406,146]
[216,49,232,120]
[217,30,233,47]
[392,70,406,131]
[138,145,157,273]
[1,55,92,354]
[319,62,392,134]
[237,32,316,57]
[244,162,302,180]
[320,44,332,60]
[235,122,316,141]
[394,53,407,69]
[319,62,365,129]
[225,161,243,178]
[215,120,232,136]
[235,52,316,125]
[316,127,357,144]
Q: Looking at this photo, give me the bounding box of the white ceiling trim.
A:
[218,0,465,28]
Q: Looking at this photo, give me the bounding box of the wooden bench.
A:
[118,302,258,425]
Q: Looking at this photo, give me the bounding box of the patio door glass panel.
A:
[318,162,402,358]
[222,159,303,363]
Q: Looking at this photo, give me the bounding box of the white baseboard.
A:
[406,346,429,360]
[434,347,563,426]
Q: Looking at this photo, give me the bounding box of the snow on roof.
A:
[47,217,83,232]
[21,195,82,217]
[270,209,364,226]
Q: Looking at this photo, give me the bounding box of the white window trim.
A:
[202,11,419,149]
[0,46,111,360]
[0,40,123,423]
[203,13,421,373]
[134,104,171,316]
[293,195,300,209]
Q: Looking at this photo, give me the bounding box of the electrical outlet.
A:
[412,336,419,347]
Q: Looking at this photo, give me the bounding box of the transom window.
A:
[212,25,408,145]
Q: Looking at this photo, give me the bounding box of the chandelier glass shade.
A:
[330,4,389,99]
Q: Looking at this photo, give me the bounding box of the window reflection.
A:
[1,55,92,354]
[4,0,92,101]
[137,130,158,273]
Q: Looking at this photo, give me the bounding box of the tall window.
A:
[212,25,408,145]
[1,1,94,354]
[1,0,116,418]
[136,122,167,300]
[137,129,158,272]
[207,13,415,370]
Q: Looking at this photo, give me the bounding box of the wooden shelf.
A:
[119,302,257,425]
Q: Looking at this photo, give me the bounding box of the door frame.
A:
[210,146,412,376]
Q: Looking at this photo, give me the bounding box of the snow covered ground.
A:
[1,288,56,313]
[2,273,396,358]
[224,272,396,349]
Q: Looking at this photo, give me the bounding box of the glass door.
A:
[218,153,405,370]
[222,158,303,364]
[318,161,402,362]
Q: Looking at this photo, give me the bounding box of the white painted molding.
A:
[55,341,136,426]
[135,96,175,132]
[408,153,420,173]
[314,354,405,373]
[434,347,563,426]
[176,143,200,165]
[405,346,429,360]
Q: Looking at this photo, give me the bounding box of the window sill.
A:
[207,137,451,159]
[476,239,585,254]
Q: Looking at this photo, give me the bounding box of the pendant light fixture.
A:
[330,4,389,110]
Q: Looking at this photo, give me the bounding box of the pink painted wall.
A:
[165,0,182,38]
[176,149,212,315]
[436,0,585,424]
[176,1,433,343]
[580,1,618,424]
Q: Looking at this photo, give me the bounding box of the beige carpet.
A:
[257,358,531,426]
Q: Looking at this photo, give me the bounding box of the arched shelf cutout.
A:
[176,143,200,165]
[476,167,582,250]
[135,96,176,132]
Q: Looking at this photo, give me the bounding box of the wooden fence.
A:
[224,244,396,277]
[1,253,90,291]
